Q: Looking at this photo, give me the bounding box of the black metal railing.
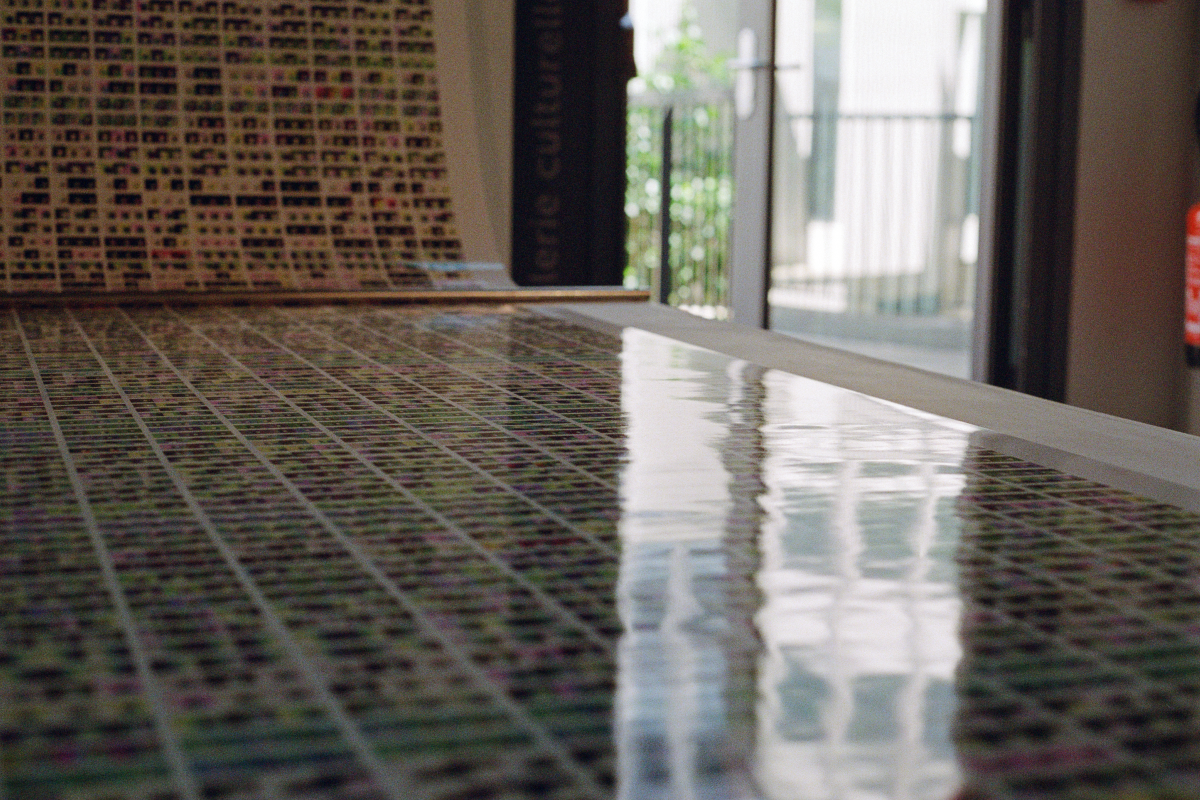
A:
[626,97,980,321]
[626,90,734,316]
[772,111,980,318]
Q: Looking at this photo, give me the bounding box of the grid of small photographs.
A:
[4,305,625,799]
[0,0,461,294]
[5,304,1200,799]
[955,452,1200,799]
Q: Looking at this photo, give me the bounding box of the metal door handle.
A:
[735,28,757,119]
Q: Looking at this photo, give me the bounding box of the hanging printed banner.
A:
[0,0,466,294]
[510,0,633,286]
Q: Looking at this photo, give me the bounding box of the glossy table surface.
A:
[4,303,1200,800]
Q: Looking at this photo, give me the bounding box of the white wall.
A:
[1067,0,1199,430]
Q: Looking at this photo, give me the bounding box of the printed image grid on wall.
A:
[0,0,463,294]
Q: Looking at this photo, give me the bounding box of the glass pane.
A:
[770,0,987,378]
[625,0,738,319]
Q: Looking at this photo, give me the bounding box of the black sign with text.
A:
[511,0,632,286]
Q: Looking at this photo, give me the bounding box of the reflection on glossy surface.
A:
[618,329,968,799]
[617,334,765,800]
[6,305,1200,800]
[756,370,968,800]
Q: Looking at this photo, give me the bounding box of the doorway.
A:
[627,0,1079,389]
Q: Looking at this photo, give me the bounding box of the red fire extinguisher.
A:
[1188,206,1200,365]
[1188,92,1200,366]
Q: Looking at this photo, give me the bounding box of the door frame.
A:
[728,0,777,329]
[726,0,1082,398]
[974,0,1082,399]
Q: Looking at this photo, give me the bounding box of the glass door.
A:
[628,0,1005,382]
[765,0,987,378]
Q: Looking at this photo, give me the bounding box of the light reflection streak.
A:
[617,328,969,799]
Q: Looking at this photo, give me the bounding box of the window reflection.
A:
[616,329,967,798]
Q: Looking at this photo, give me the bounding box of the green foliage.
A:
[641,5,733,94]
[624,4,735,312]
